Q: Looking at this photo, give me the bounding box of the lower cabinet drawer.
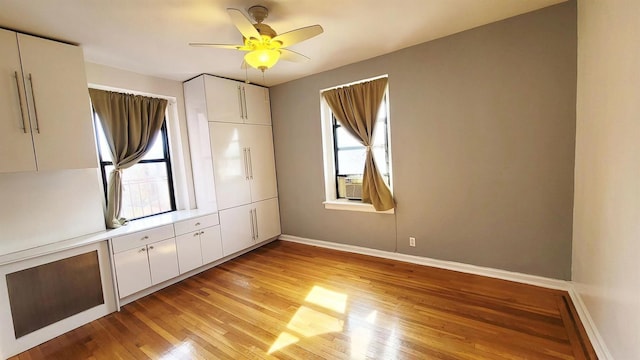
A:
[111,224,175,253]
[174,213,219,236]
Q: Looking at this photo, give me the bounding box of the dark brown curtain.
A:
[89,89,168,228]
[322,77,394,211]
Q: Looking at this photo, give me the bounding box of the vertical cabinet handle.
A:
[242,86,248,120]
[243,148,250,180]
[247,148,253,180]
[249,210,255,240]
[237,85,244,119]
[253,208,259,240]
[13,71,28,133]
[27,74,40,134]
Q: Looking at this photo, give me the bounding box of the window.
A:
[94,113,176,220]
[320,77,393,213]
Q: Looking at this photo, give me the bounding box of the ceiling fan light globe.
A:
[245,49,280,71]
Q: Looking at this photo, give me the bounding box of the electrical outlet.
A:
[409,237,416,247]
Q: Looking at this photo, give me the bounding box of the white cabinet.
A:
[220,204,255,256]
[0,29,35,172]
[200,225,223,264]
[254,198,281,242]
[202,75,271,125]
[242,83,271,125]
[147,238,180,284]
[111,226,179,298]
[0,29,97,173]
[184,74,276,210]
[208,122,278,210]
[208,122,252,209]
[112,247,152,299]
[220,198,281,256]
[175,232,203,274]
[184,74,281,257]
[247,125,278,202]
[174,213,223,274]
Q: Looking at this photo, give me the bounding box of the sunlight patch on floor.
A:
[305,285,348,314]
[268,285,348,355]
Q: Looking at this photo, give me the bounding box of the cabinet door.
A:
[204,75,243,123]
[147,238,179,285]
[247,125,278,202]
[200,225,223,264]
[210,122,252,209]
[0,29,36,173]
[184,77,218,210]
[220,204,254,256]
[243,84,271,125]
[113,246,152,298]
[254,198,281,242]
[17,33,97,171]
[175,231,203,274]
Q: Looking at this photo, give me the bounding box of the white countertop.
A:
[0,208,217,266]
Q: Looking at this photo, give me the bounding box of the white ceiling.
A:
[0,0,566,86]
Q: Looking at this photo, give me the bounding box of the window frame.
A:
[93,111,177,221]
[319,76,394,214]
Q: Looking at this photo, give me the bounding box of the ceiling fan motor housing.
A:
[254,23,277,39]
[248,6,277,38]
[248,5,269,23]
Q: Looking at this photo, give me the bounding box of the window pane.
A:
[372,121,386,147]
[95,123,112,162]
[372,146,388,175]
[337,148,366,175]
[335,125,362,149]
[141,133,165,160]
[105,163,172,219]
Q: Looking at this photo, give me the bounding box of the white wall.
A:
[84,62,195,211]
[573,0,640,358]
[0,169,105,254]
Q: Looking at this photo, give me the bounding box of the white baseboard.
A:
[279,234,570,290]
[279,234,610,359]
[567,286,613,360]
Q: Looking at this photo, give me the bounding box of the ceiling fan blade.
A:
[189,43,243,50]
[279,49,310,63]
[272,25,323,47]
[227,8,261,40]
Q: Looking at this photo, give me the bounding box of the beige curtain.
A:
[322,77,394,211]
[89,89,168,228]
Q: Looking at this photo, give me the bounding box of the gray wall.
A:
[270,2,576,280]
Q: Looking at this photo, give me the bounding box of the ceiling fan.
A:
[190,5,324,72]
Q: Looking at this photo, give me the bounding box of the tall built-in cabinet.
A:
[0,28,97,173]
[184,74,281,256]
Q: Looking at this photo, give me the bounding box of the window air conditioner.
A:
[345,178,363,200]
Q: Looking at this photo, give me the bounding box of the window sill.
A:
[323,200,395,214]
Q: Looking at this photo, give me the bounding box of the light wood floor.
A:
[11,240,596,359]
